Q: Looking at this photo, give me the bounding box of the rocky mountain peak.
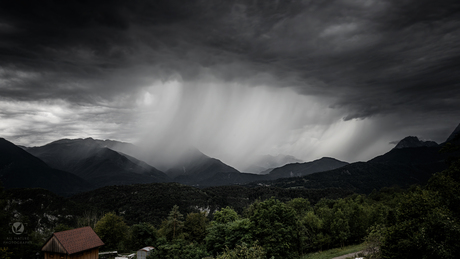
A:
[394,136,438,149]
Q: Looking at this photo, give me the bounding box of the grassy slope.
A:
[301,243,366,259]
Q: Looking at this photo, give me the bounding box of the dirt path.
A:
[330,250,366,259]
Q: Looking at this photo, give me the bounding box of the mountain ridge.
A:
[265,157,349,180]
[26,138,170,188]
[393,136,438,149]
[0,138,92,195]
[250,138,451,193]
[6,121,459,194]
[243,154,303,174]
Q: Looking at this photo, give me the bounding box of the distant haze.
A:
[1,0,459,170]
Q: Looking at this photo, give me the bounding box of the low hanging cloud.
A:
[1,0,460,169]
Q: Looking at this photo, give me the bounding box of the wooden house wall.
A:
[44,248,99,259]
[44,252,67,259]
[69,248,99,259]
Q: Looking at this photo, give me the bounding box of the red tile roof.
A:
[52,226,104,254]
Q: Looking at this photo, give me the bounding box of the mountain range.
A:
[248,131,459,194]
[264,157,349,180]
[19,138,349,189]
[25,138,170,188]
[0,138,92,195]
[1,122,459,195]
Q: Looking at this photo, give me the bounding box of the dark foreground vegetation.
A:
[1,145,460,259]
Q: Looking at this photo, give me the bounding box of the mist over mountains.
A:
[17,137,348,189]
[1,122,459,196]
[265,157,349,180]
[243,154,304,174]
[26,138,170,188]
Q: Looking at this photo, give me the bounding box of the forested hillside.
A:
[70,183,352,226]
[251,145,450,193]
[2,147,459,259]
[2,134,460,259]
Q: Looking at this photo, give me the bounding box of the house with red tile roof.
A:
[41,226,104,259]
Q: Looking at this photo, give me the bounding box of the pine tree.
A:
[159,205,184,240]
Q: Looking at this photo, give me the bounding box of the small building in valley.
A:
[136,246,155,259]
[41,226,104,259]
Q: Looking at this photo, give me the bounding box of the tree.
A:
[213,206,239,224]
[183,212,208,243]
[130,222,157,250]
[287,198,312,256]
[0,247,12,259]
[330,209,350,248]
[149,238,209,259]
[54,224,73,232]
[314,199,335,249]
[427,158,460,218]
[205,222,229,256]
[381,187,460,259]
[159,205,184,241]
[364,224,385,259]
[344,196,371,243]
[249,197,299,259]
[301,211,324,252]
[77,210,101,228]
[207,207,249,255]
[206,218,253,256]
[287,197,311,217]
[94,212,129,251]
[215,242,266,259]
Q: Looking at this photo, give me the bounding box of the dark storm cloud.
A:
[264,0,460,120]
[1,0,460,165]
[3,0,459,109]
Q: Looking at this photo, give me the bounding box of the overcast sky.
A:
[1,0,460,170]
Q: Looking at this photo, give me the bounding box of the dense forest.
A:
[1,144,460,259]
